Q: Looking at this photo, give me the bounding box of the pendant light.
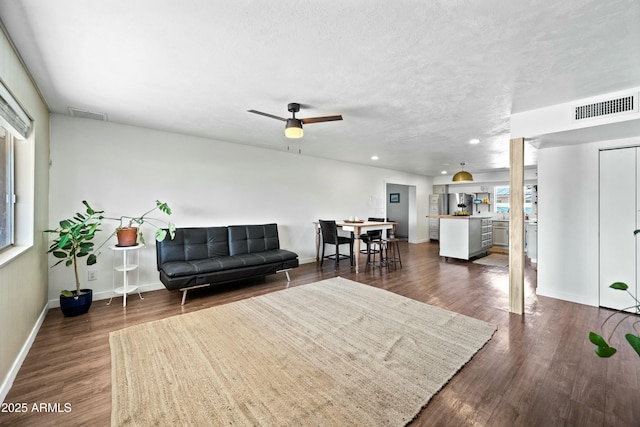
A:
[452,162,473,182]
[285,118,303,138]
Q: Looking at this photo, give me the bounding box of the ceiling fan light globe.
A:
[285,119,303,138]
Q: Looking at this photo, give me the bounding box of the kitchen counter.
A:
[438,216,493,260]
[427,215,537,223]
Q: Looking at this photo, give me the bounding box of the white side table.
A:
[108,243,144,307]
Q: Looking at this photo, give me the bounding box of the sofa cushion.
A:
[233,249,298,267]
[160,249,298,278]
[156,227,229,266]
[228,224,280,256]
[160,255,245,278]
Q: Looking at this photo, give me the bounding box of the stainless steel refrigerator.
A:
[448,193,474,215]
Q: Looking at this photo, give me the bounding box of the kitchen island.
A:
[429,215,493,260]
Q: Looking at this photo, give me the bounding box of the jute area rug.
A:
[110,277,496,426]
[473,253,509,267]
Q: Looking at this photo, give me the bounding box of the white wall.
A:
[0,30,50,401]
[48,114,432,304]
[537,135,640,306]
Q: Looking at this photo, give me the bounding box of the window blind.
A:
[0,81,32,139]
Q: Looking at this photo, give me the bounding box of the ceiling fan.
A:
[247,103,343,139]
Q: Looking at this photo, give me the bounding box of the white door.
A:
[599,148,638,310]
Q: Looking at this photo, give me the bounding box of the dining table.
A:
[313,220,397,273]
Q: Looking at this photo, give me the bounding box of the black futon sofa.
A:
[156,224,299,304]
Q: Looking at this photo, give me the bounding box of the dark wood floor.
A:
[2,241,638,426]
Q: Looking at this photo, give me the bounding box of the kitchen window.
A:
[494,185,533,214]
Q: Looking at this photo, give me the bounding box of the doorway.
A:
[386,183,417,242]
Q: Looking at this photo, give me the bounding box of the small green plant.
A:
[589,281,640,358]
[45,200,104,296]
[590,229,640,358]
[104,200,176,245]
[589,229,640,358]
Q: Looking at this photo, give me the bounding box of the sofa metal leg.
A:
[285,270,291,282]
[178,284,211,305]
[277,268,292,286]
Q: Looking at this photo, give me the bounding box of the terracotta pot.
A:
[116,227,138,246]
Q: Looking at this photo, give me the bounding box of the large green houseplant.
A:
[103,200,176,246]
[589,230,640,358]
[45,200,104,316]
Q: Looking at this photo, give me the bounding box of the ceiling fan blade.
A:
[247,110,287,122]
[300,115,343,124]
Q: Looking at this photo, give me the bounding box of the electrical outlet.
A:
[88,270,97,281]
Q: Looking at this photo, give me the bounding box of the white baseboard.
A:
[47,282,167,308]
[1,302,49,404]
[537,287,598,307]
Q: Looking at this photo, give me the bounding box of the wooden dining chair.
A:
[319,220,354,268]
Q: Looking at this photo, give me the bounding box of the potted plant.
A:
[45,200,104,317]
[104,200,176,246]
[589,231,640,358]
[589,282,640,358]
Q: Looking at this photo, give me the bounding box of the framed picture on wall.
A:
[390,193,400,203]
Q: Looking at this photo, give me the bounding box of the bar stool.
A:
[359,217,384,263]
[360,217,385,264]
[385,237,402,270]
[366,238,390,273]
[360,233,381,265]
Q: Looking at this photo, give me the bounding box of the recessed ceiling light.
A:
[441,170,447,174]
[371,155,379,160]
[469,138,480,144]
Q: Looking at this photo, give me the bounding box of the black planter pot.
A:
[59,289,93,317]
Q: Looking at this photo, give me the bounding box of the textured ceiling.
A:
[1,0,639,176]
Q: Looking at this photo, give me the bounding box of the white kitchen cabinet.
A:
[428,194,441,240]
[525,222,537,263]
[433,185,447,194]
[439,217,490,260]
[481,218,493,250]
[492,220,509,247]
[599,147,638,311]
[429,218,439,240]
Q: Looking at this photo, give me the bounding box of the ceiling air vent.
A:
[68,107,107,121]
[573,93,638,122]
